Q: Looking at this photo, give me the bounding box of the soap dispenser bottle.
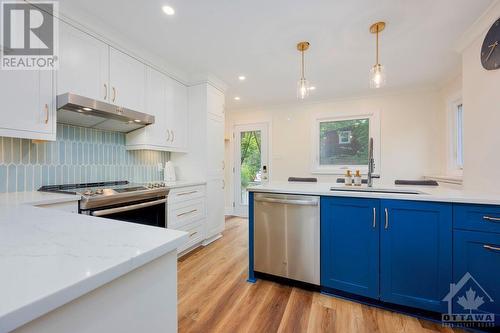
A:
[354,170,362,186]
[345,170,352,186]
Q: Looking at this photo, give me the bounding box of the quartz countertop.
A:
[248,181,500,206]
[0,192,188,333]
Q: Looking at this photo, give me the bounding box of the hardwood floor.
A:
[177,217,464,333]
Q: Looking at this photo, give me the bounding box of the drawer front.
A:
[168,199,206,229]
[168,185,205,205]
[177,221,204,253]
[454,204,500,234]
[453,230,500,319]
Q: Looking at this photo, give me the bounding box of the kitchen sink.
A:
[330,187,427,195]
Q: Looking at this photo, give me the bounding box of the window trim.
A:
[311,111,381,175]
[446,93,464,177]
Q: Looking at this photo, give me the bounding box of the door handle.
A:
[373,207,376,228]
[384,208,389,229]
[254,197,319,206]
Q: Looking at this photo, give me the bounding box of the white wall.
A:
[225,89,447,207]
[461,1,500,192]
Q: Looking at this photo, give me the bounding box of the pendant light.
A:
[370,22,386,89]
[296,41,311,100]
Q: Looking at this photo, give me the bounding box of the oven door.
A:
[85,197,166,228]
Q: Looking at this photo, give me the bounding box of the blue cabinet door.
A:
[453,230,500,323]
[321,197,380,298]
[380,200,452,312]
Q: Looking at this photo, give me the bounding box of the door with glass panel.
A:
[234,123,269,217]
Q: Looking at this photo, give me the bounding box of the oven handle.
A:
[91,198,166,217]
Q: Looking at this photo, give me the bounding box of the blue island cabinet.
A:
[380,200,452,313]
[321,197,380,298]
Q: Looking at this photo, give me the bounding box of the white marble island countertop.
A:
[248,181,500,206]
[0,193,188,333]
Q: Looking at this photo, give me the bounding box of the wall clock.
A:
[481,17,500,70]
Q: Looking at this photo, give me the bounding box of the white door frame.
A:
[233,122,269,217]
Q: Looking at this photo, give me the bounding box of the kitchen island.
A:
[247,181,500,326]
[0,192,187,333]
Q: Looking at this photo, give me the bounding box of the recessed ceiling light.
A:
[238,75,246,81]
[162,5,175,16]
[234,97,241,101]
[134,119,141,123]
[82,107,92,111]
[308,86,316,91]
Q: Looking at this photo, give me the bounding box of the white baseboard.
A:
[202,233,222,246]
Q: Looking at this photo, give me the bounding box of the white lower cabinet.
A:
[167,185,207,255]
[205,178,225,241]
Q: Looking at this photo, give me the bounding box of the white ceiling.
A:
[62,0,493,110]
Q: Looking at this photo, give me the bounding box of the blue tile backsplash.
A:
[0,124,170,192]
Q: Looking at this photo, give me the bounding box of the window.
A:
[446,96,464,177]
[312,112,380,174]
[455,103,464,170]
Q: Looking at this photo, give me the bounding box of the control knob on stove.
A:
[95,189,104,195]
[83,190,94,196]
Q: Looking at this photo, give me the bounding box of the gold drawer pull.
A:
[483,244,500,252]
[177,209,197,217]
[189,231,198,237]
[177,191,197,196]
[483,216,500,223]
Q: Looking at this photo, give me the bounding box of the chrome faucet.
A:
[367,138,379,187]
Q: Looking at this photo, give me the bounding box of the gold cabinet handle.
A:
[177,209,197,217]
[483,216,500,223]
[484,244,500,252]
[373,207,376,228]
[384,208,389,230]
[112,87,116,102]
[189,231,198,237]
[104,83,108,100]
[44,104,49,124]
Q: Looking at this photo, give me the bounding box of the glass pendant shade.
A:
[297,77,310,100]
[370,63,386,89]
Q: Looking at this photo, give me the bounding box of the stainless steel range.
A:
[39,181,168,228]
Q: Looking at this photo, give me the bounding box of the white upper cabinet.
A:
[126,68,188,152]
[57,22,109,101]
[170,79,188,150]
[207,85,225,119]
[0,67,55,140]
[109,47,146,112]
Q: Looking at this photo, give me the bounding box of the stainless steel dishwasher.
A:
[253,193,320,285]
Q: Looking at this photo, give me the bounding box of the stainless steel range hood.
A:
[56,93,154,133]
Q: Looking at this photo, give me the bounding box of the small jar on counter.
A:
[354,170,362,186]
[344,170,352,186]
